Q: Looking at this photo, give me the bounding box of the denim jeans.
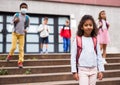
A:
[63,37,70,52]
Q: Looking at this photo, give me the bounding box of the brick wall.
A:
[42,0,120,7]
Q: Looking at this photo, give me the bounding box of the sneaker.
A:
[18,62,23,68]
[102,58,107,64]
[45,51,48,54]
[45,49,48,54]
[40,51,43,54]
[6,55,12,62]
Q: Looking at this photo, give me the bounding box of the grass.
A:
[0,69,8,75]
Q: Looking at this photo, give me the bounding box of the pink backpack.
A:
[76,36,97,67]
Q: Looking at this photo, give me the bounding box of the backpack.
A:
[76,36,97,70]
[14,12,29,29]
[99,20,109,29]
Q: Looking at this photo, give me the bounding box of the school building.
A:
[0,0,120,53]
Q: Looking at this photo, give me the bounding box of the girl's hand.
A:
[73,72,79,81]
[98,72,103,80]
[99,22,103,27]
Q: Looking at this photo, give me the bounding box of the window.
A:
[0,12,69,53]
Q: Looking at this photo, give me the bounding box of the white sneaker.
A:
[40,51,43,54]
[102,58,107,64]
[45,50,48,54]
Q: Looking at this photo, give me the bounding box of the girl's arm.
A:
[96,20,102,29]
[71,38,79,80]
[96,41,105,80]
[71,38,77,73]
[106,21,110,28]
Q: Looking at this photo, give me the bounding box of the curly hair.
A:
[77,15,98,37]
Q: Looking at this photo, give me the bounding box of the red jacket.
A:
[60,26,71,38]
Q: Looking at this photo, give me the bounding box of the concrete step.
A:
[0,65,70,75]
[0,72,73,84]
[97,77,120,85]
[0,69,120,84]
[0,59,70,67]
[106,57,120,63]
[107,53,120,57]
[6,77,120,85]
[105,63,120,70]
[104,70,120,78]
[0,62,120,75]
[1,57,120,67]
[0,53,120,85]
[0,53,120,60]
[0,53,70,60]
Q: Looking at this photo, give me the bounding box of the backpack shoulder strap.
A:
[15,12,19,17]
[92,37,97,54]
[99,20,103,29]
[76,36,82,64]
[106,21,109,29]
[14,13,19,27]
[25,15,29,23]
[24,15,29,29]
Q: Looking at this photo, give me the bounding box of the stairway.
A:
[0,53,120,85]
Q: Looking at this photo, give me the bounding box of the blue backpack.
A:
[14,13,29,29]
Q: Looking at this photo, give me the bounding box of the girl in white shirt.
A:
[71,15,104,85]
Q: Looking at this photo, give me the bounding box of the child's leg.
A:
[89,67,97,85]
[45,37,48,53]
[7,33,17,62]
[45,44,48,53]
[40,43,43,52]
[78,67,89,85]
[103,44,107,58]
[66,38,70,52]
[63,38,67,52]
[40,38,44,52]
[9,33,17,56]
[100,44,103,51]
[100,44,107,64]
[18,34,25,63]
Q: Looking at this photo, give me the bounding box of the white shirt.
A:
[38,24,50,37]
[101,19,108,29]
[71,36,105,73]
[97,19,108,29]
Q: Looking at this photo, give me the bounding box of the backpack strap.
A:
[76,36,82,72]
[14,13,19,27]
[14,13,29,29]
[15,13,19,17]
[24,15,29,29]
[99,20,109,30]
[76,36,82,64]
[92,37,97,54]
[106,22,109,29]
[25,15,29,23]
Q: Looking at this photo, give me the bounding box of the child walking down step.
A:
[71,15,104,85]
[97,10,110,64]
